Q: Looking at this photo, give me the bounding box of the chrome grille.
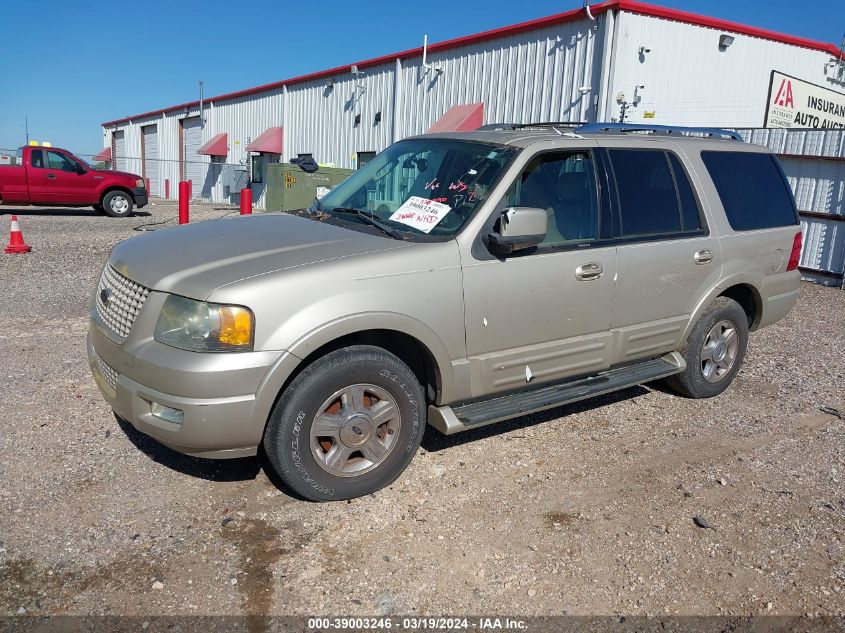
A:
[94,353,119,391]
[95,265,150,341]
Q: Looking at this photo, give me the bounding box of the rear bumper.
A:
[87,320,282,458]
[132,187,148,208]
[757,270,801,329]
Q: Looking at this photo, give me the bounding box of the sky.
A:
[1,0,843,157]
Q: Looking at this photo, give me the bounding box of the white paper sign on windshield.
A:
[389,196,452,233]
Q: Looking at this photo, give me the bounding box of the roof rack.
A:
[478,122,586,131]
[575,123,742,141]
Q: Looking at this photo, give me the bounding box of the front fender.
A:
[250,312,462,436]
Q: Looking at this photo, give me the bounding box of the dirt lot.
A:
[1,203,844,622]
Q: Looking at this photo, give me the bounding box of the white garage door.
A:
[113,131,126,172]
[142,125,159,197]
[181,117,206,200]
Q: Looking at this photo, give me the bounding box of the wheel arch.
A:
[99,186,136,206]
[681,276,763,344]
[717,283,762,330]
[253,315,456,439]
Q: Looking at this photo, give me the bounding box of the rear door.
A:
[462,147,618,396]
[40,150,96,204]
[24,149,46,198]
[605,145,722,364]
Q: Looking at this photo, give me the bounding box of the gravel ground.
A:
[1,203,844,622]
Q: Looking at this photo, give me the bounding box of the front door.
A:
[605,147,723,363]
[462,148,617,398]
[40,150,95,205]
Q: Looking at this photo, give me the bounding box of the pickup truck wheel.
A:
[102,191,134,218]
[665,297,748,398]
[263,345,426,502]
[93,204,106,215]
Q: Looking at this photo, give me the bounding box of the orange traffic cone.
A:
[5,215,32,254]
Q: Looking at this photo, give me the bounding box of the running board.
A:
[428,352,685,435]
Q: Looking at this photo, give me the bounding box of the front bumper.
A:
[132,187,149,208]
[88,310,283,458]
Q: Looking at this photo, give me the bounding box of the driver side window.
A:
[47,151,78,173]
[505,151,599,248]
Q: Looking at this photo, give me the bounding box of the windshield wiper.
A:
[330,207,404,240]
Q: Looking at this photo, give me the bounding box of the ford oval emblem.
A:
[100,288,112,306]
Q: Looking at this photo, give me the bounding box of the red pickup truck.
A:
[0,146,148,217]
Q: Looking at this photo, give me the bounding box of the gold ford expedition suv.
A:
[89,123,802,501]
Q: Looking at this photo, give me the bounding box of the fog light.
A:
[150,402,184,425]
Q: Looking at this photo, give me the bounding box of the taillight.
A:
[786,231,802,271]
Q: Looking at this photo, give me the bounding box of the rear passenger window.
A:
[609,149,702,238]
[668,153,702,232]
[701,151,798,231]
[30,150,45,169]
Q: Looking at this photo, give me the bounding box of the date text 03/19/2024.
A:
[306,617,528,630]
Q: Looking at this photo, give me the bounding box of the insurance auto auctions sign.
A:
[764,71,845,129]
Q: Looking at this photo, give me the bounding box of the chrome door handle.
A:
[694,249,714,265]
[575,262,603,281]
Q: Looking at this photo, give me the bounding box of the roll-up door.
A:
[180,117,206,200]
[113,131,126,172]
[142,125,159,197]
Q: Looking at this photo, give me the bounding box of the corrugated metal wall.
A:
[206,88,284,207]
[103,13,600,207]
[398,20,601,137]
[738,128,845,286]
[609,13,837,127]
[285,63,396,174]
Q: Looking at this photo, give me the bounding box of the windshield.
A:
[315,138,518,238]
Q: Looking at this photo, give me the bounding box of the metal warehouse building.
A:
[100,0,845,284]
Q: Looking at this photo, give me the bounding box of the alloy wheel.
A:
[700,319,739,382]
[310,383,401,477]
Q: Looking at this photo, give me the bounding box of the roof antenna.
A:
[584,0,596,21]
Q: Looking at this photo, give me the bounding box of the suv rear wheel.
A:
[666,296,748,398]
[263,345,426,501]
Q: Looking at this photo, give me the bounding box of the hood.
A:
[109,213,410,299]
[96,169,140,180]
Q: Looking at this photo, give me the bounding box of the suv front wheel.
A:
[263,345,426,501]
[666,296,749,399]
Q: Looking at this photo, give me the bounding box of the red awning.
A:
[427,103,484,133]
[93,147,112,161]
[197,133,228,157]
[245,127,283,154]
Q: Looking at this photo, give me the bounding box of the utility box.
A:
[265,163,353,212]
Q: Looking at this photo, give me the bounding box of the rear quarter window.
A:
[701,151,798,231]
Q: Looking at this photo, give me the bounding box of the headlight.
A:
[154,295,254,352]
[136,179,145,188]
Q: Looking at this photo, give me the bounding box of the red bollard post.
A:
[240,187,253,215]
[178,181,190,225]
[145,178,150,193]
[164,178,170,199]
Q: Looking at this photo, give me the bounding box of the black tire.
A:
[263,345,426,502]
[102,190,134,218]
[93,204,106,215]
[665,296,749,398]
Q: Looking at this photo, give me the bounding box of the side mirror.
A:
[76,164,86,175]
[487,207,547,255]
